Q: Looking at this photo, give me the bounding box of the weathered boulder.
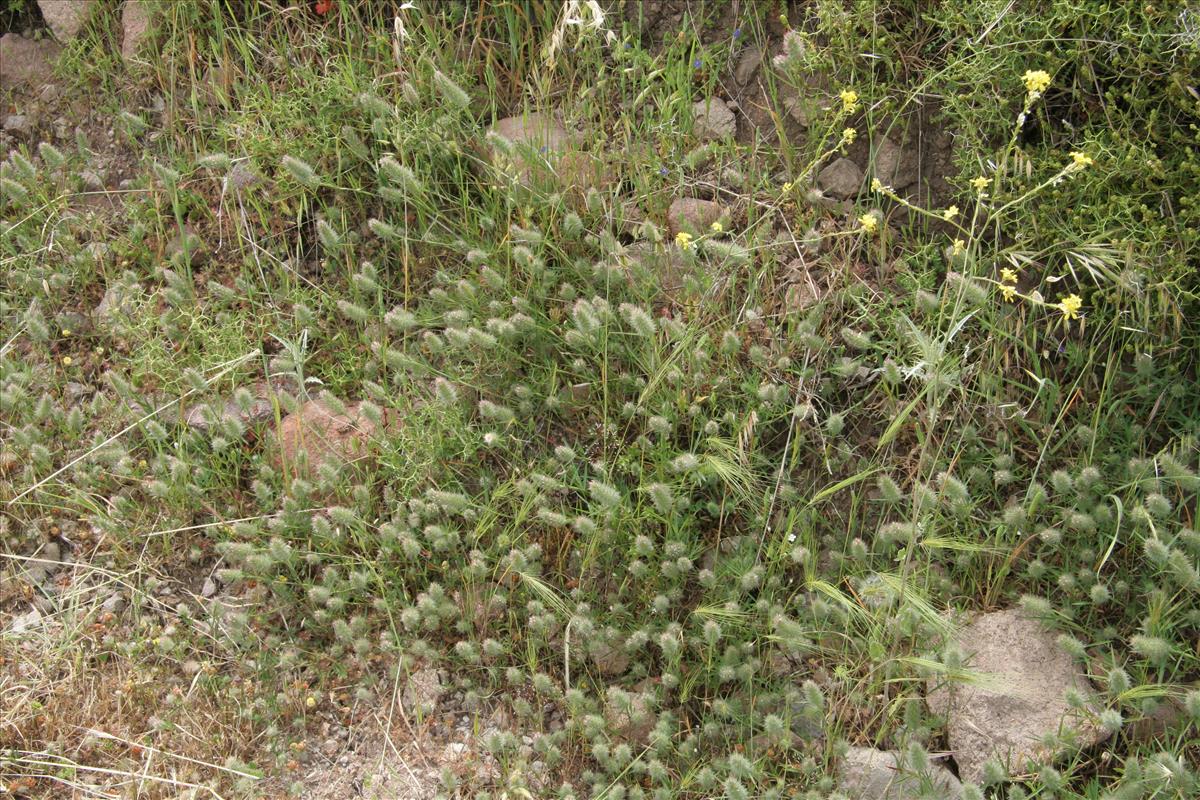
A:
[38,1,97,41]
[926,608,1109,783]
[817,157,863,200]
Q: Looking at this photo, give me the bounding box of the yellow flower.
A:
[839,88,859,113]
[305,696,317,709]
[781,181,794,194]
[951,239,966,256]
[1000,283,1017,303]
[1068,151,1093,171]
[942,205,959,221]
[841,127,857,144]
[858,214,878,235]
[971,176,989,192]
[1056,293,1083,320]
[1000,267,1018,284]
[871,178,885,193]
[61,356,72,366]
[710,221,723,233]
[1022,69,1051,94]
[62,329,71,337]
[675,231,694,251]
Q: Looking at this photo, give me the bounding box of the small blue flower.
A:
[733,28,742,39]
[539,145,548,154]
[692,57,703,69]
[659,166,669,177]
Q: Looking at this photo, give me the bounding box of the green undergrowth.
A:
[2,1,1198,798]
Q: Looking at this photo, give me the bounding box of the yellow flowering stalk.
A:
[709,221,723,233]
[951,239,966,256]
[839,89,859,113]
[1056,293,1082,320]
[1000,267,1018,284]
[858,214,878,235]
[1022,69,1051,95]
[1067,151,1094,172]
[675,231,694,251]
[942,205,959,221]
[781,181,794,194]
[971,176,989,193]
[841,127,857,145]
[870,178,885,193]
[1000,284,1017,303]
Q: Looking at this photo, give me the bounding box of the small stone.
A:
[38,1,98,41]
[402,668,444,717]
[667,197,725,236]
[94,281,142,330]
[121,1,153,60]
[734,47,762,85]
[817,157,864,200]
[166,226,209,268]
[926,608,1109,784]
[200,577,217,598]
[101,593,125,614]
[442,742,468,761]
[10,608,43,634]
[63,382,91,403]
[589,640,631,677]
[39,83,62,103]
[79,169,105,191]
[692,97,736,141]
[839,747,962,800]
[872,135,919,189]
[604,685,655,745]
[3,114,33,139]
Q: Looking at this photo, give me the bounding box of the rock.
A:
[38,1,98,41]
[692,98,736,141]
[94,281,142,331]
[589,640,631,677]
[273,398,387,477]
[1126,695,1188,742]
[817,158,863,200]
[402,668,444,716]
[926,608,1109,784]
[3,115,33,139]
[872,136,919,190]
[185,383,278,434]
[166,226,209,267]
[63,382,91,404]
[604,685,655,745]
[485,112,605,202]
[734,47,762,85]
[56,310,92,336]
[839,747,963,800]
[101,592,125,614]
[120,1,153,60]
[10,607,44,634]
[442,742,469,762]
[39,83,62,104]
[0,34,62,91]
[666,197,725,236]
[200,577,218,598]
[79,169,105,191]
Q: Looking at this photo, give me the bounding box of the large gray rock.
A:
[692,97,736,141]
[839,746,963,800]
[926,608,1109,783]
[817,157,863,200]
[38,1,97,40]
[2,114,33,139]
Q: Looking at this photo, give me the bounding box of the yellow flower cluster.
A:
[1022,69,1051,94]
[675,231,694,251]
[942,205,959,221]
[971,176,989,193]
[1067,151,1094,171]
[841,127,857,145]
[998,267,1018,303]
[1057,293,1083,320]
[839,89,859,113]
[858,213,878,235]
